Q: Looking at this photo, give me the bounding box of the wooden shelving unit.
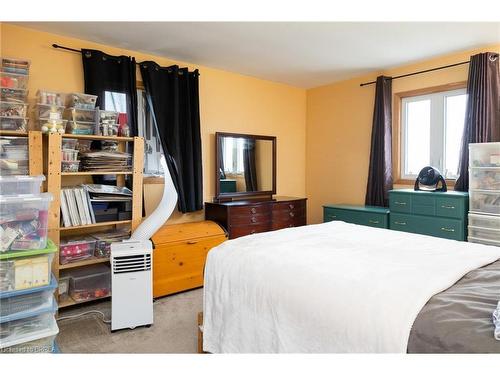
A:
[45,133,144,308]
[0,130,43,176]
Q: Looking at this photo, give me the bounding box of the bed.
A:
[202,221,500,353]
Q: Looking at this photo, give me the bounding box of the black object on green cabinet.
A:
[323,204,390,229]
[389,189,468,241]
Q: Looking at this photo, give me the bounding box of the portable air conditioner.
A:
[111,240,153,331]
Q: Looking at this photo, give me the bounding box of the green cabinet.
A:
[323,204,389,229]
[389,189,468,241]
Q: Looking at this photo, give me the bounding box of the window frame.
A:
[393,82,467,186]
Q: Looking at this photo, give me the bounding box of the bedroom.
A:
[1,1,500,373]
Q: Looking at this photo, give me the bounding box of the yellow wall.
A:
[1,23,306,224]
[306,44,500,224]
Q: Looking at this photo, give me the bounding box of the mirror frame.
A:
[215,132,277,201]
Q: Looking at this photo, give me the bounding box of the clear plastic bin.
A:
[469,168,500,191]
[99,110,119,124]
[0,274,57,319]
[0,136,28,176]
[0,323,58,353]
[469,190,500,216]
[37,118,67,134]
[1,58,30,75]
[1,87,28,103]
[58,276,70,301]
[0,101,28,117]
[62,138,78,150]
[469,142,500,167]
[468,236,500,247]
[59,237,96,264]
[0,193,53,251]
[99,123,119,136]
[66,93,97,110]
[0,116,28,131]
[0,241,56,292]
[76,139,93,153]
[468,226,500,242]
[92,230,130,258]
[61,160,80,172]
[34,103,65,119]
[0,299,57,350]
[0,72,29,90]
[468,213,500,230]
[66,120,96,135]
[68,264,111,302]
[0,175,45,195]
[36,90,65,107]
[65,107,97,123]
[61,148,79,162]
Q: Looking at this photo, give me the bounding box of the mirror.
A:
[215,132,276,200]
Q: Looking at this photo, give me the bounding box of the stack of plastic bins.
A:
[0,136,30,176]
[34,90,67,135]
[0,241,59,353]
[64,93,98,135]
[468,142,500,247]
[0,57,30,132]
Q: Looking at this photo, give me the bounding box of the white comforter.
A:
[203,221,500,353]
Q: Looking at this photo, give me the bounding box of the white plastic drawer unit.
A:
[468,213,500,247]
[469,190,500,216]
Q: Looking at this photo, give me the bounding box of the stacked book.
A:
[79,150,132,172]
[60,184,132,227]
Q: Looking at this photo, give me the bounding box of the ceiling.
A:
[14,22,500,88]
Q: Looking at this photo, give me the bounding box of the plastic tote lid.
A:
[0,239,57,260]
[0,273,58,299]
[0,192,53,203]
[0,175,45,183]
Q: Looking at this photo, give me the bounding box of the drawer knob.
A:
[288,224,294,228]
[289,212,295,218]
[440,227,455,232]
[250,229,256,234]
[395,202,407,206]
[250,208,257,214]
[330,215,337,219]
[251,216,257,223]
[441,205,455,209]
[289,204,295,209]
[394,221,407,225]
[369,220,380,224]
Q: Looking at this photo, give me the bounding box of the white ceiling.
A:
[14,22,500,88]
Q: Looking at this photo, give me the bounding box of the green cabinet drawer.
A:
[389,193,412,213]
[435,197,466,219]
[390,213,464,241]
[412,195,436,216]
[323,205,389,229]
[389,213,417,233]
[426,217,464,240]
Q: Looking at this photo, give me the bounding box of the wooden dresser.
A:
[151,221,227,298]
[205,196,307,239]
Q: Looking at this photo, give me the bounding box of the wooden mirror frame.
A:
[215,132,277,201]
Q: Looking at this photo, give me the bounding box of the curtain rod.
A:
[52,43,200,75]
[359,60,470,87]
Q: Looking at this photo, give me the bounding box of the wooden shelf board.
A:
[62,134,134,142]
[59,294,111,308]
[0,130,29,137]
[61,171,133,176]
[59,220,131,231]
[59,257,110,270]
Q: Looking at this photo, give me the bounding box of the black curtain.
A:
[82,49,138,136]
[455,52,500,191]
[243,139,258,191]
[140,62,203,213]
[365,76,393,207]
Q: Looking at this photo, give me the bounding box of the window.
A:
[104,91,127,113]
[401,88,467,180]
[222,137,245,174]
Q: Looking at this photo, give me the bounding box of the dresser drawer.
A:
[352,212,388,229]
[272,216,306,230]
[323,207,346,222]
[468,226,500,243]
[389,213,416,233]
[230,204,268,216]
[273,208,306,222]
[273,200,306,212]
[468,213,500,230]
[436,197,465,219]
[230,212,271,226]
[389,194,412,213]
[412,195,436,216]
[390,213,464,240]
[229,223,271,239]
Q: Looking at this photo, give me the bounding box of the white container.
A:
[0,71,29,90]
[468,236,500,247]
[0,101,28,117]
[469,142,500,167]
[66,93,97,110]
[0,175,45,195]
[468,213,500,230]
[0,193,53,251]
[469,190,500,216]
[0,274,57,319]
[0,116,28,131]
[0,298,57,351]
[468,226,500,242]
[469,167,500,191]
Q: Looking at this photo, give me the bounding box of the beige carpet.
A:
[57,288,202,353]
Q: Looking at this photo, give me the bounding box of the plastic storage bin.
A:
[0,193,53,251]
[1,87,28,103]
[0,241,56,292]
[37,118,67,134]
[68,264,111,302]
[34,104,65,119]
[0,321,58,353]
[61,149,78,162]
[0,274,57,319]
[0,175,45,195]
[65,93,97,110]
[76,139,93,153]
[92,230,129,258]
[469,168,500,191]
[469,142,500,167]
[99,123,119,136]
[468,226,500,242]
[62,138,78,150]
[1,58,30,75]
[0,298,57,351]
[0,101,28,117]
[469,190,500,216]
[65,107,97,123]
[0,136,28,176]
[36,90,65,106]
[58,276,70,302]
[468,213,500,230]
[61,160,80,172]
[59,237,96,264]
[0,72,29,90]
[468,236,500,247]
[66,120,95,135]
[0,116,28,131]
